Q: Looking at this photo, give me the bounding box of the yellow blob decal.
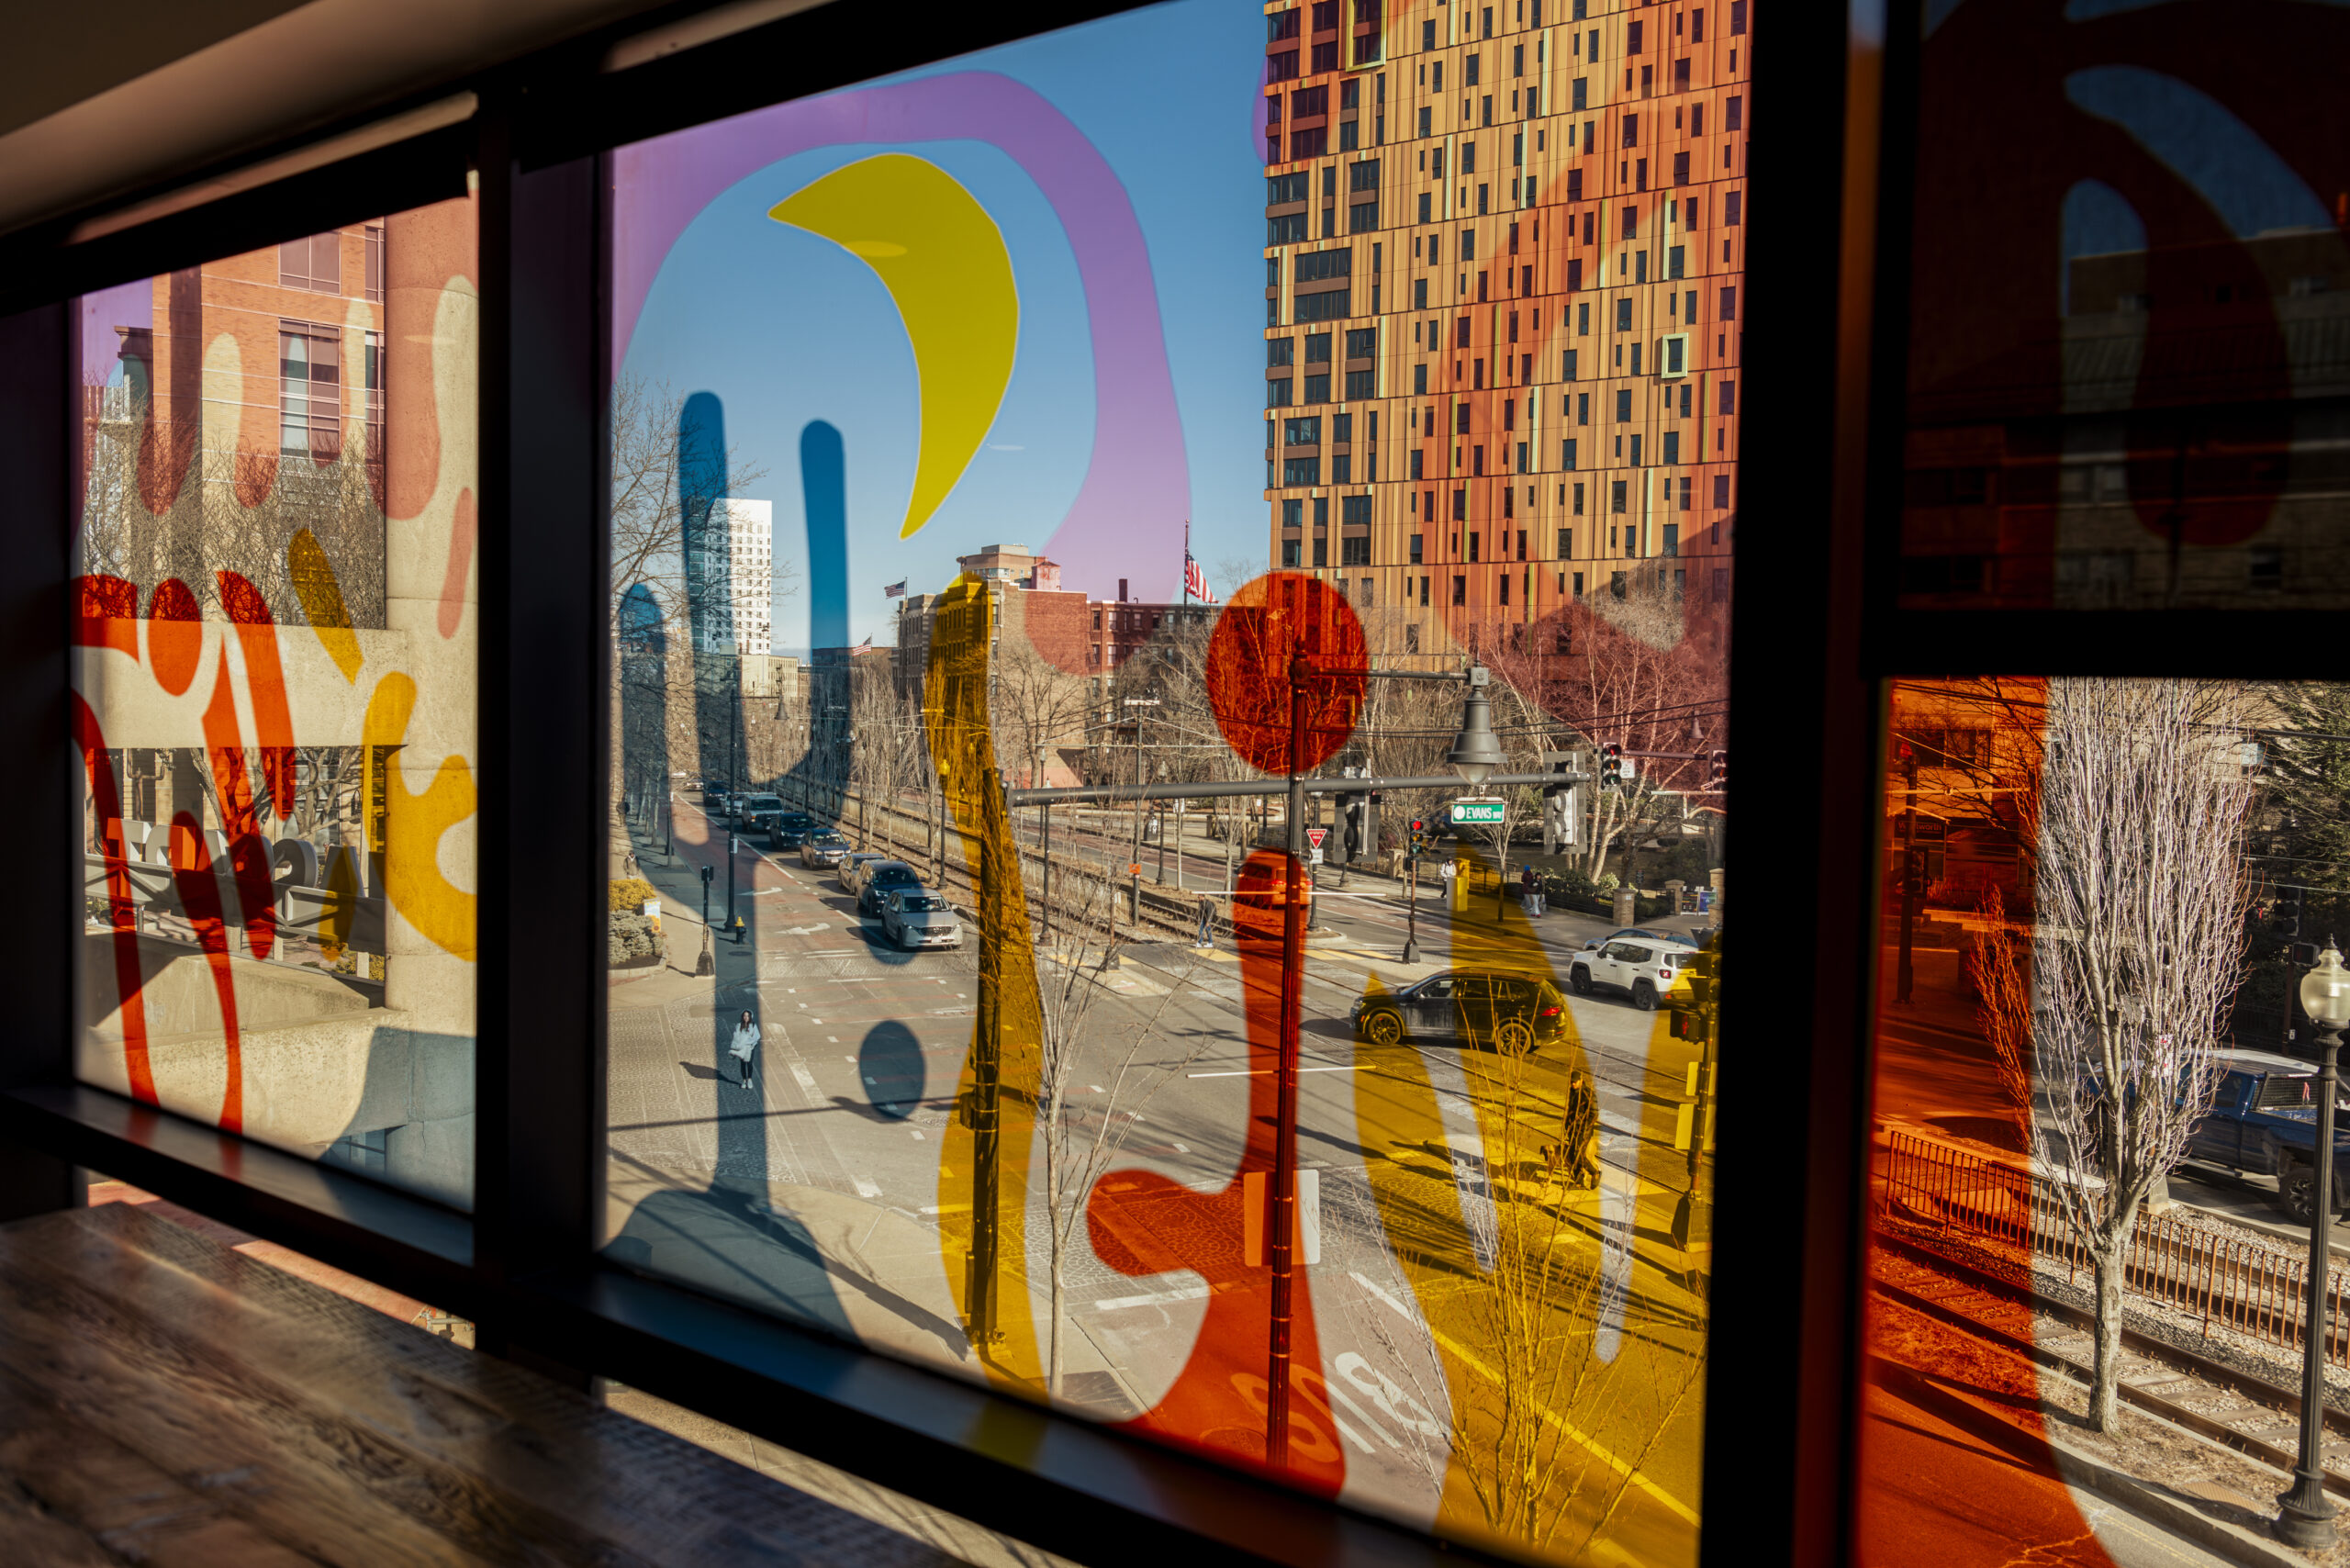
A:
[363,672,478,962]
[287,528,364,683]
[769,154,1017,539]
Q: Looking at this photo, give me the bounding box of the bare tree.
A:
[1030,869,1203,1399]
[1359,1038,1707,1553]
[1970,677,2256,1431]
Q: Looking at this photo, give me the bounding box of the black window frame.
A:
[0,1,2094,1565]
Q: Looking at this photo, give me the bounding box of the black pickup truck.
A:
[2182,1050,2350,1221]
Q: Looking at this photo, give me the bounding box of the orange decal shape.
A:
[168,809,242,1134]
[72,695,154,1106]
[1084,849,1345,1495]
[216,571,297,817]
[74,576,138,654]
[439,487,475,638]
[146,578,202,696]
[200,646,280,963]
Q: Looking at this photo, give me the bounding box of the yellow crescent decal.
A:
[769,153,1018,539]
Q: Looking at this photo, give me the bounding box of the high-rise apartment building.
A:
[699,497,774,656]
[1262,0,1748,642]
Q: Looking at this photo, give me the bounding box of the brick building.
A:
[1262,0,1748,641]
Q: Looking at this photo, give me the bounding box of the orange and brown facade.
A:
[1263,0,1747,641]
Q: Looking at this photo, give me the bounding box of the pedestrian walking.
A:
[728,1009,761,1090]
[1520,864,1544,918]
[1561,1070,1601,1189]
[1194,893,1215,949]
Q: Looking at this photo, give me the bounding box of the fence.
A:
[1877,1130,2350,1370]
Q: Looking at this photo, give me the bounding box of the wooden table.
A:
[0,1201,961,1565]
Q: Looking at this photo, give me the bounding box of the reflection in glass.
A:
[73,202,480,1206]
[1900,4,2350,609]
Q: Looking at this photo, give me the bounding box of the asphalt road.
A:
[607,799,1711,1552]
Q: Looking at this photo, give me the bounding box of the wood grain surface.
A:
[0,1203,964,1566]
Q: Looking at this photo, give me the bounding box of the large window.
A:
[73,198,478,1207]
[598,3,1719,1562]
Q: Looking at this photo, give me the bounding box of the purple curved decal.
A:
[612,72,1190,599]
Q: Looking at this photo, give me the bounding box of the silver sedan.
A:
[879,889,961,949]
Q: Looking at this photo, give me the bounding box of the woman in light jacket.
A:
[729,1009,761,1090]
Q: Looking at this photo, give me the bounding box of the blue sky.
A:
[619,0,1270,655]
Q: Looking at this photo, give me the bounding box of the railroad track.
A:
[1874,1229,2350,1495]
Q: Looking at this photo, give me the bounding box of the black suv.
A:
[1351,971,1569,1053]
[768,811,816,848]
[857,860,924,916]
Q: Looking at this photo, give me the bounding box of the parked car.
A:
[879,888,962,949]
[858,860,923,916]
[838,851,887,896]
[2183,1051,2350,1221]
[1351,972,1567,1052]
[800,830,849,868]
[1569,939,1702,1011]
[768,810,816,847]
[735,793,785,834]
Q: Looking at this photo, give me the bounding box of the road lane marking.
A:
[1188,1066,1370,1078]
[1090,1282,1211,1312]
[853,1177,882,1198]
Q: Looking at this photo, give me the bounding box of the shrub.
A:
[609,877,658,913]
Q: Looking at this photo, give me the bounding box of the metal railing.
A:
[1878,1130,2350,1368]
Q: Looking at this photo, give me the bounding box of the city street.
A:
[605,796,1711,1550]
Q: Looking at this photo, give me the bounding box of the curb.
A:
[1870,1356,2311,1568]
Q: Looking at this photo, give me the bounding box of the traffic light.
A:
[1602,741,1623,790]
[1709,749,1728,790]
[1339,792,1368,860]
[2274,895,2304,943]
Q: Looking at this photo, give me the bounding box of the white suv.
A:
[1569,938,1700,1012]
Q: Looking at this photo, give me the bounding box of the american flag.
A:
[1183,553,1214,603]
[882,580,906,598]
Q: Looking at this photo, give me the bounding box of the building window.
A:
[1313,536,1328,566]
[1719,379,1737,414]
[279,325,342,461]
[1341,535,1371,566]
[1615,388,1633,421]
[1284,457,1322,485]
[364,224,385,302]
[1714,473,1732,509]
[1662,522,1680,556]
[1281,538,1303,566]
[1573,482,1585,514]
[1268,338,1294,366]
[1611,479,1628,513]
[1267,377,1292,407]
[1452,487,1468,520]
[1452,574,1467,604]
[277,231,343,293]
[1410,532,1424,564]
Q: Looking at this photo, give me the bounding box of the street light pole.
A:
[2279,940,2350,1548]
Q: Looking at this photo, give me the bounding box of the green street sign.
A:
[1451,798,1506,824]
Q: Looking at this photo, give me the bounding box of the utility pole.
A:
[967,760,1004,1351]
[1896,743,1919,1003]
[1266,657,1310,1470]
